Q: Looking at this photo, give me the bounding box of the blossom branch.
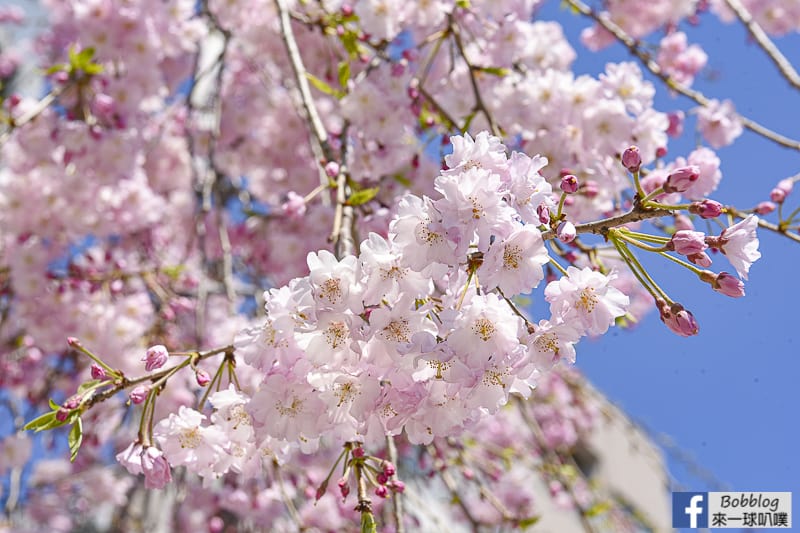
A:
[564,0,800,151]
[448,14,502,137]
[723,0,800,91]
[385,435,406,533]
[82,345,234,411]
[726,206,800,243]
[541,204,674,241]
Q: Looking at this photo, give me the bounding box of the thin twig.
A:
[448,15,501,136]
[564,0,800,151]
[725,206,800,243]
[541,204,674,241]
[723,0,800,91]
[385,435,405,533]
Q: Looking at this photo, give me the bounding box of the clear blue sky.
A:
[537,1,800,524]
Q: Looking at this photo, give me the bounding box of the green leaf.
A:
[306,73,338,96]
[77,379,101,395]
[340,31,360,57]
[456,0,471,8]
[518,516,541,530]
[584,501,612,517]
[360,510,377,533]
[337,61,350,89]
[49,398,60,410]
[475,66,509,77]
[346,187,380,206]
[161,264,185,280]
[68,418,83,462]
[45,63,69,75]
[392,174,412,187]
[23,410,69,432]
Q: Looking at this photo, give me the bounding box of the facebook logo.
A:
[673,492,709,528]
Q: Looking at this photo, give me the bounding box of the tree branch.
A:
[564,0,800,151]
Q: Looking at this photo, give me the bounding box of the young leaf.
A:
[306,73,339,97]
[338,61,350,89]
[23,411,58,432]
[346,187,380,206]
[68,418,83,462]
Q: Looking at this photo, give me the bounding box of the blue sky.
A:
[536,0,800,523]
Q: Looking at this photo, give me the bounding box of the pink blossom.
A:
[621,146,642,173]
[714,215,761,279]
[141,447,172,489]
[657,300,699,337]
[545,267,630,336]
[697,99,743,148]
[556,221,576,244]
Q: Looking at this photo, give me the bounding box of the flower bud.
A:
[67,337,80,347]
[324,161,340,178]
[537,204,550,224]
[754,201,776,215]
[90,363,106,380]
[674,214,694,231]
[621,146,642,173]
[689,199,724,219]
[352,446,365,458]
[374,485,389,498]
[770,187,786,204]
[664,165,700,193]
[560,174,579,194]
[130,385,149,405]
[582,180,599,198]
[382,461,396,477]
[56,407,70,422]
[657,299,699,337]
[688,252,712,267]
[557,221,576,244]
[196,369,211,387]
[143,345,168,372]
[315,478,328,501]
[376,472,389,485]
[712,271,745,298]
[668,230,707,256]
[390,480,406,493]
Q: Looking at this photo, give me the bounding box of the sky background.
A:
[536,1,800,527]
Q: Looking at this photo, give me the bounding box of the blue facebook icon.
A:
[672,492,709,528]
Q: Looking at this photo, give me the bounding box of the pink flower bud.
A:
[337,477,350,498]
[666,111,684,137]
[315,479,328,501]
[668,230,707,256]
[90,363,106,380]
[664,165,700,193]
[656,146,668,158]
[560,174,579,193]
[196,369,211,387]
[390,480,405,493]
[621,146,642,173]
[537,204,550,224]
[689,199,724,219]
[281,191,307,220]
[688,252,712,267]
[376,472,388,485]
[582,180,599,198]
[754,201,776,215]
[64,395,81,410]
[557,221,576,244]
[770,188,786,203]
[56,407,70,422]
[324,161,340,178]
[382,461,396,477]
[712,272,745,298]
[208,517,224,533]
[130,385,149,404]
[67,337,80,347]
[341,4,353,16]
[374,485,389,498]
[674,214,694,231]
[143,345,168,372]
[352,447,365,458]
[657,299,699,337]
